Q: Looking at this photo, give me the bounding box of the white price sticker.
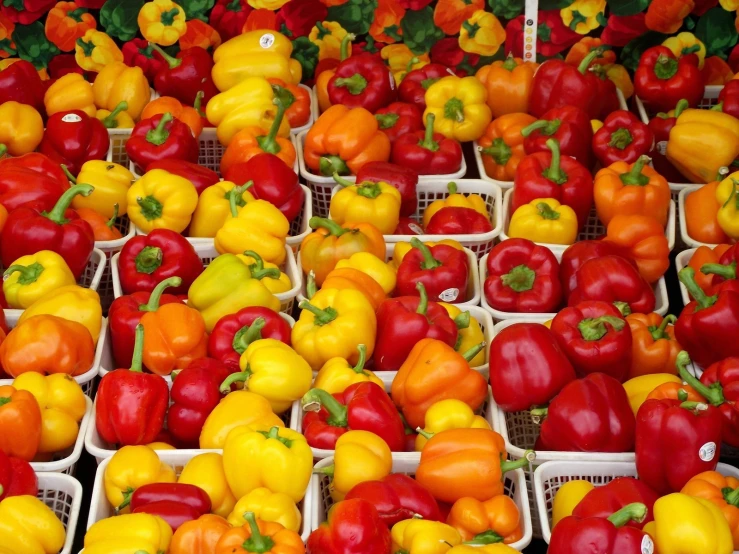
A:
[61,113,83,123]
[439,288,459,302]
[699,442,717,462]
[656,141,668,155]
[259,33,275,49]
[408,223,424,235]
[641,535,654,554]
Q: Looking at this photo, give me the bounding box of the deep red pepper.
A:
[126,113,200,172]
[48,54,95,80]
[301,382,407,451]
[375,102,423,144]
[394,217,422,235]
[484,238,563,313]
[717,80,739,118]
[209,0,253,41]
[306,498,391,554]
[634,46,704,113]
[130,482,211,527]
[489,322,576,412]
[0,59,45,114]
[351,39,386,61]
[396,0,432,7]
[592,110,654,167]
[344,474,442,527]
[327,54,396,113]
[550,301,632,382]
[430,37,480,77]
[647,99,689,182]
[132,501,203,532]
[398,63,453,112]
[275,0,326,38]
[600,14,648,48]
[559,241,631,300]
[521,105,594,169]
[425,206,492,235]
[38,110,110,176]
[150,44,219,108]
[0,0,55,24]
[704,243,739,291]
[147,160,219,196]
[118,229,204,295]
[395,238,469,303]
[0,451,37,501]
[391,113,463,175]
[122,39,167,84]
[505,13,580,58]
[356,161,418,217]
[0,153,70,211]
[573,477,659,529]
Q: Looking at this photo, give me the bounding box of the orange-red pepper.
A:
[370,0,406,44]
[626,313,683,379]
[170,514,231,554]
[75,206,124,242]
[645,0,693,34]
[477,113,536,181]
[681,471,739,549]
[687,245,733,297]
[45,1,97,52]
[447,495,523,544]
[180,19,222,51]
[268,78,311,129]
[605,214,670,283]
[685,180,731,245]
[564,38,617,69]
[476,55,537,118]
[646,381,703,402]
[702,56,734,86]
[0,386,42,461]
[141,94,206,139]
[220,127,295,176]
[320,267,387,311]
[215,512,304,554]
[434,0,484,35]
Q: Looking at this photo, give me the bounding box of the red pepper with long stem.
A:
[0,450,37,500]
[356,162,418,217]
[38,110,110,176]
[592,110,654,166]
[375,102,423,144]
[391,113,463,175]
[573,477,659,529]
[0,60,45,113]
[634,46,704,113]
[150,44,219,107]
[147,160,219,196]
[398,63,453,112]
[648,99,690,182]
[395,237,469,303]
[521,105,593,169]
[559,241,631,300]
[0,153,70,211]
[126,112,199,172]
[425,207,493,235]
[130,483,211,531]
[328,53,397,113]
[307,498,391,554]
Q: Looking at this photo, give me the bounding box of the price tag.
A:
[699,442,717,462]
[523,0,538,62]
[61,114,83,123]
[439,288,459,302]
[259,33,275,49]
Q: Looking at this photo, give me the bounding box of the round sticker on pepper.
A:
[699,441,717,462]
[260,34,275,49]
[61,114,83,123]
[408,223,423,235]
[641,535,654,554]
[439,288,459,302]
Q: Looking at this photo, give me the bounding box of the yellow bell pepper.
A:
[223,425,313,502]
[189,181,255,238]
[440,303,485,366]
[424,76,492,142]
[309,21,348,61]
[3,250,76,310]
[127,168,199,234]
[381,44,430,85]
[335,252,397,295]
[0,495,66,554]
[459,10,506,57]
[215,199,289,265]
[147,442,175,450]
[716,174,739,240]
[0,101,43,156]
[138,0,187,46]
[591,119,603,133]
[241,251,291,294]
[312,344,384,395]
[212,30,301,90]
[199,390,284,449]
[326,430,392,501]
[70,160,134,218]
[330,174,402,235]
[663,32,706,69]
[187,253,281,333]
[95,103,136,129]
[508,198,578,245]
[645,493,733,554]
[391,519,462,553]
[446,546,519,554]
[84,513,172,554]
[622,373,682,417]
[423,183,488,228]
[415,399,491,451]
[604,64,634,100]
[551,480,595,528]
[19,284,102,343]
[391,239,463,268]
[74,29,123,72]
[227,488,301,532]
[92,62,151,120]
[44,72,96,117]
[12,372,86,454]
[104,445,176,513]
[560,0,606,34]
[292,287,377,371]
[178,452,237,518]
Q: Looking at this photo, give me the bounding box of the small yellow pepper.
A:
[84,513,172,554]
[92,61,151,120]
[392,239,463,268]
[127,168,199,234]
[0,101,43,156]
[312,344,384,395]
[44,72,96,117]
[508,198,578,245]
[459,10,506,57]
[19,284,102,343]
[214,198,289,265]
[328,430,392,501]
[189,181,255,238]
[423,182,488,228]
[381,44,430,85]
[0,495,66,554]
[440,303,485,366]
[415,399,491,451]
[138,0,187,46]
[70,160,134,219]
[391,519,462,553]
[335,252,396,295]
[330,173,402,235]
[424,75,492,142]
[227,488,301,532]
[95,102,136,129]
[663,32,706,69]
[561,0,606,34]
[716,175,739,240]
[551,480,596,528]
[74,29,123,72]
[104,445,176,513]
[199,390,284,449]
[309,21,348,61]
[622,373,682,416]
[178,452,237,518]
[3,250,76,310]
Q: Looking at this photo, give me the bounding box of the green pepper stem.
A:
[613,301,632,316]
[620,155,651,186]
[415,281,429,316]
[410,237,442,270]
[530,407,548,419]
[536,202,560,220]
[319,156,349,176]
[578,315,625,341]
[499,450,536,473]
[578,47,603,74]
[464,530,503,545]
[241,511,275,553]
[220,368,252,393]
[480,138,512,166]
[44,184,94,225]
[419,112,439,152]
[107,204,120,229]
[232,318,265,355]
[148,43,181,69]
[3,262,44,285]
[115,487,135,513]
[310,217,347,236]
[135,246,163,274]
[101,101,129,129]
[229,182,253,218]
[520,119,560,138]
[376,112,399,130]
[145,112,173,146]
[454,311,470,330]
[299,300,338,325]
[306,271,317,299]
[609,128,633,150]
[0,145,6,158]
[500,264,536,292]
[332,172,355,188]
[650,314,676,340]
[654,55,678,80]
[680,401,709,411]
[700,262,736,281]
[416,428,434,440]
[674,99,689,118]
[301,388,348,428]
[723,487,739,507]
[676,350,724,406]
[61,165,76,183]
[139,276,182,312]
[447,182,458,195]
[607,503,647,528]
[244,250,280,280]
[352,344,367,373]
[339,33,355,61]
[130,324,145,373]
[678,267,717,311]
[542,139,567,185]
[257,85,295,154]
[333,73,368,95]
[502,53,517,71]
[462,342,485,362]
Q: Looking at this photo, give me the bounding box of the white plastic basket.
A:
[86,449,312,542]
[310,456,532,551]
[37,472,84,554]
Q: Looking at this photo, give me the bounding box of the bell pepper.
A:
[69,161,134,219]
[0,495,66,554]
[592,110,654,166]
[84,512,173,554]
[74,28,123,71]
[0,153,70,212]
[103,445,176,512]
[439,303,484,365]
[176,452,237,518]
[415,398,490,451]
[552,480,595,529]
[141,94,207,139]
[391,112,464,176]
[647,98,690,182]
[334,252,397,295]
[145,160,218,199]
[17,284,102,342]
[189,181,254,238]
[429,209,491,237]
[716,176,739,240]
[688,245,734,297]
[44,72,96,118]
[423,75,491,142]
[314,267,386,312]
[353,162,417,218]
[390,518,462,552]
[216,511,304,553]
[593,155,671,228]
[477,113,536,182]
[92,61,151,121]
[508,198,578,245]
[330,173,401,235]
[490,322,576,412]
[128,169,200,234]
[96,101,136,130]
[447,495,522,544]
[458,9,504,56]
[396,238,469,304]
[0,387,41,461]
[685,177,731,245]
[476,55,537,118]
[126,113,200,172]
[0,60,45,114]
[137,0,186,46]
[375,102,423,144]
[605,214,670,284]
[214,198,289,264]
[0,450,37,500]
[626,313,681,379]
[682,471,739,549]
[327,53,396,113]
[306,498,391,554]
[170,513,232,554]
[717,81,739,118]
[2,250,75,310]
[635,46,704,114]
[521,105,593,169]
[130,482,211,532]
[122,38,167,84]
[238,253,290,295]
[266,78,309,130]
[142,49,212,114]
[227,489,300,534]
[0,101,43,157]
[574,477,659,529]
[199,390,283,449]
[398,63,453,112]
[38,110,109,176]
[392,239,463,267]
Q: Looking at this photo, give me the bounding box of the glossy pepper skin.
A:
[0,153,70,212]
[0,450,37,500]
[391,112,463,175]
[306,498,391,554]
[146,159,219,197]
[37,110,109,176]
[648,99,690,182]
[626,313,682,379]
[375,102,423,144]
[131,483,212,531]
[328,53,396,113]
[681,471,739,549]
[521,105,593,169]
[634,46,704,113]
[2,250,76,310]
[489,322,576,412]
[151,44,219,108]
[559,241,630,300]
[573,477,659,530]
[592,110,654,166]
[447,495,523,545]
[126,112,199,172]
[398,63,452,112]
[427,206,493,235]
[0,494,68,554]
[356,161,418,217]
[0,387,42,461]
[0,60,45,114]
[84,512,174,554]
[396,238,469,303]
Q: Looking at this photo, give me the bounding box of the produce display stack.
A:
[5,0,739,553]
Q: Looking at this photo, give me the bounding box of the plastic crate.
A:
[37,472,84,554]
[310,456,532,551]
[86,449,312,542]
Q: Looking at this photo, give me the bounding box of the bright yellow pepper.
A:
[716,174,739,240]
[178,452,237,518]
[391,519,462,553]
[459,10,506,57]
[74,29,123,72]
[227,488,301,532]
[330,174,402,235]
[446,546,519,554]
[622,373,682,416]
[138,0,187,46]
[312,344,384,395]
[335,252,397,295]
[391,239,464,268]
[19,284,102,343]
[440,303,485,366]
[0,495,66,554]
[215,198,289,265]
[70,160,134,218]
[423,183,488,228]
[551,480,595,528]
[561,0,606,34]
[292,287,377,371]
[189,181,255,238]
[104,446,176,513]
[199,390,284,449]
[3,250,76,310]
[84,513,172,554]
[12,372,86,454]
[381,44,430,85]
[44,72,96,117]
[508,198,578,245]
[92,62,151,120]
[309,21,348,61]
[223,425,313,502]
[95,102,136,129]
[415,399,490,451]
[663,32,706,69]
[328,430,392,501]
[241,251,291,294]
[127,168,199,234]
[424,76,492,142]
[0,101,43,156]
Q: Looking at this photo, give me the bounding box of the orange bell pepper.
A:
[434,0,484,35]
[681,471,739,549]
[219,126,296,176]
[645,0,692,34]
[141,94,206,139]
[319,267,387,312]
[687,245,733,297]
[685,180,731,245]
[447,495,523,544]
[593,155,672,227]
[702,56,734,86]
[0,386,42,461]
[180,19,222,51]
[391,338,487,429]
[303,105,391,176]
[45,1,97,52]
[477,113,536,181]
[268,78,311,129]
[76,205,124,242]
[605,214,670,283]
[415,427,533,504]
[626,313,683,379]
[476,55,537,118]
[564,38,617,69]
[242,8,278,32]
[646,381,703,403]
[215,512,304,554]
[170,514,231,554]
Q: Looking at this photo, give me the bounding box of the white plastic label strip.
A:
[524,0,537,62]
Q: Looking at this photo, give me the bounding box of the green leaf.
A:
[11,22,59,70]
[100,0,146,42]
[489,0,524,20]
[538,0,575,9]
[607,0,649,16]
[621,30,667,72]
[178,0,214,21]
[291,36,319,81]
[326,0,377,36]
[695,6,738,58]
[401,6,444,55]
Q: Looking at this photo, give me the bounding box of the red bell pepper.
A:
[647,99,689,182]
[717,80,739,118]
[489,322,576,412]
[569,255,656,315]
[529,48,620,119]
[0,0,54,23]
[275,0,326,38]
[0,451,37,501]
[483,238,562,313]
[48,54,93,80]
[374,282,460,372]
[150,45,219,108]
[126,113,200,172]
[426,206,493,235]
[675,267,739,367]
[601,14,648,48]
[394,217,423,235]
[534,373,636,452]
[306,498,391,554]
[703,243,739,292]
[430,38,480,77]
[208,306,291,371]
[505,13,580,58]
[0,60,45,114]
[38,111,110,176]
[122,39,167,84]
[344,474,442,527]
[512,138,594,230]
[375,102,423,144]
[391,113,463,175]
[130,482,211,530]
[521,105,594,169]
[592,110,654,167]
[559,241,631,300]
[95,324,169,447]
[0,153,70,211]
[634,46,704,113]
[0,184,94,280]
[550,301,632,382]
[395,238,469,303]
[397,0,432,8]
[301,382,407,451]
[398,63,453,112]
[356,162,418,217]
[146,160,219,196]
[328,54,396,113]
[209,0,253,41]
[549,503,652,554]
[573,477,659,530]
